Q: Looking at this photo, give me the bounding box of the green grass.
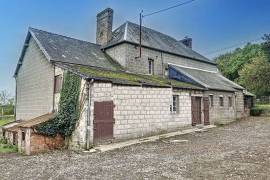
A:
[255,104,270,109]
[0,143,17,153]
[0,116,15,126]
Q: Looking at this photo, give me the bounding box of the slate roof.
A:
[170,65,244,92]
[104,21,215,65]
[14,28,123,76]
[55,62,205,90]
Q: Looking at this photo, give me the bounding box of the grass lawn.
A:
[256,104,270,109]
[0,116,14,126]
[0,143,17,153]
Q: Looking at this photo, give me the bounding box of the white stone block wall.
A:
[16,38,54,120]
[235,90,245,119]
[204,90,243,123]
[89,82,193,141]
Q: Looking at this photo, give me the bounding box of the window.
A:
[209,95,214,107]
[22,131,25,141]
[219,96,224,107]
[148,59,154,75]
[228,97,232,107]
[54,75,62,93]
[170,95,179,113]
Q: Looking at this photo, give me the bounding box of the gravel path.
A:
[0,116,270,180]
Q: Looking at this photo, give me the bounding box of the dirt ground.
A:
[0,116,270,180]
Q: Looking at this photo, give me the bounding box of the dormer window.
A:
[148,58,154,75]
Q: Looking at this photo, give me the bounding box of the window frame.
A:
[219,96,224,107]
[170,95,179,114]
[148,58,154,75]
[209,95,214,107]
[54,75,62,94]
[228,96,232,107]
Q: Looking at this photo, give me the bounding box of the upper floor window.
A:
[228,96,232,107]
[54,75,62,93]
[209,95,214,107]
[219,96,224,107]
[148,59,154,75]
[170,95,179,113]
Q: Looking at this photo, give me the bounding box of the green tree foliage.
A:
[238,57,270,96]
[262,34,270,61]
[35,71,81,137]
[215,43,265,81]
[215,35,270,96]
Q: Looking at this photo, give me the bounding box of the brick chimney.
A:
[96,8,113,45]
[180,37,192,49]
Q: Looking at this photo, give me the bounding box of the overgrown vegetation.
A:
[215,34,270,97]
[0,139,17,153]
[70,64,201,89]
[0,116,14,126]
[35,71,81,137]
[250,104,270,116]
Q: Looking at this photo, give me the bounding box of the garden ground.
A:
[0,116,270,179]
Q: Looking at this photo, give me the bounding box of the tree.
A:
[215,43,264,81]
[0,90,12,105]
[238,57,270,96]
[262,34,270,61]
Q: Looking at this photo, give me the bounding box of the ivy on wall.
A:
[35,71,81,137]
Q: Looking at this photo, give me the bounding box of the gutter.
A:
[86,79,94,150]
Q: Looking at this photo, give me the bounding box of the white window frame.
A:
[209,94,214,107]
[148,58,154,75]
[170,95,179,114]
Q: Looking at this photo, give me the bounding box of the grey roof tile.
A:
[29,28,122,71]
[105,21,214,64]
[171,65,244,91]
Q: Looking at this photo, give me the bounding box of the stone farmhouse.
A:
[4,8,254,153]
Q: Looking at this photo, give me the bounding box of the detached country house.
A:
[3,8,254,154]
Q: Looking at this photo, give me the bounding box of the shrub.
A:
[250,108,263,116]
[0,138,7,144]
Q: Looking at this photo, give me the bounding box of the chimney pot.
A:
[180,37,192,49]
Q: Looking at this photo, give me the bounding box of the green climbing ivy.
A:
[35,71,81,137]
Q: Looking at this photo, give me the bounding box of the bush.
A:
[250,108,263,116]
[0,138,7,144]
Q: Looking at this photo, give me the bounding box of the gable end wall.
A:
[16,38,54,120]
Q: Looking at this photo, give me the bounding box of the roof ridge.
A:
[29,27,101,47]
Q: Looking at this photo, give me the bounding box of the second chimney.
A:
[180,37,192,49]
[96,8,113,45]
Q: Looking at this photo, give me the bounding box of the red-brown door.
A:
[191,96,202,126]
[93,101,114,144]
[203,97,210,125]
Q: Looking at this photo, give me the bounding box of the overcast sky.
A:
[0,0,270,95]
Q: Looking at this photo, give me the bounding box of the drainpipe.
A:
[86,79,94,150]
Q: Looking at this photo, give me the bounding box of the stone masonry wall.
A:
[105,43,218,76]
[69,81,195,149]
[16,38,54,120]
[204,91,237,124]
[235,90,245,119]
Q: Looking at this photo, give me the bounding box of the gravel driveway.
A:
[0,116,270,180]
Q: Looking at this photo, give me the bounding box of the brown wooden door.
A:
[203,97,210,125]
[191,96,202,126]
[93,101,114,144]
